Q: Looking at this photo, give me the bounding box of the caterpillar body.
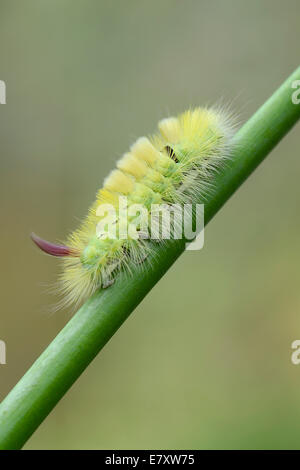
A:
[32,107,235,308]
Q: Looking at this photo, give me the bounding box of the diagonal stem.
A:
[0,66,299,450]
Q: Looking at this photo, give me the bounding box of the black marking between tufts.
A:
[165,145,179,163]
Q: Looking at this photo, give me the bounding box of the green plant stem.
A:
[1,67,300,450]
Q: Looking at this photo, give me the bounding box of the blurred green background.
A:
[0,0,300,450]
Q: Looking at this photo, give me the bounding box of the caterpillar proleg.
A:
[32,107,235,308]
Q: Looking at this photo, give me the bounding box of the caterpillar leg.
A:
[100,259,120,289]
[102,277,115,289]
[135,253,148,265]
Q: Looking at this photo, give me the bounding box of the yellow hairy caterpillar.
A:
[32,107,234,308]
